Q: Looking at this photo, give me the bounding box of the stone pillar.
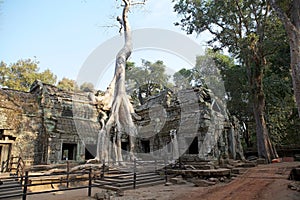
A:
[228,126,236,159]
[170,129,179,160]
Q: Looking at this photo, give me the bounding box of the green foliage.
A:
[263,30,300,146]
[126,60,170,105]
[0,59,57,91]
[57,77,79,92]
[173,68,193,89]
[80,82,95,92]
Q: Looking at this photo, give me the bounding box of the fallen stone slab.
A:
[192,179,216,187]
[289,167,300,181]
[231,168,248,175]
[169,168,231,178]
[257,158,267,165]
[236,162,257,168]
[170,176,187,185]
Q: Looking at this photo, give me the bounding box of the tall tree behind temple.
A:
[0,59,57,91]
[126,60,170,105]
[173,0,285,162]
[269,0,300,118]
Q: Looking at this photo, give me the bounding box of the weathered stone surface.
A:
[165,182,172,186]
[257,158,267,165]
[134,86,245,163]
[94,191,110,200]
[192,179,216,187]
[0,81,100,165]
[239,162,257,168]
[1,81,246,166]
[231,168,247,175]
[289,168,300,181]
[169,169,231,177]
[169,176,187,185]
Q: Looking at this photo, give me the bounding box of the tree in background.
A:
[57,77,79,92]
[173,0,285,162]
[269,0,300,118]
[0,59,57,91]
[173,68,193,90]
[80,82,95,92]
[126,60,170,105]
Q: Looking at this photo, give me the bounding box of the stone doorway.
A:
[186,137,199,154]
[141,140,150,153]
[0,130,14,170]
[61,143,77,161]
[85,144,96,160]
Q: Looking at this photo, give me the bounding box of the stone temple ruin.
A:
[0,80,244,167]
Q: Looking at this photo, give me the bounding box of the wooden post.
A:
[179,157,182,169]
[101,160,105,180]
[22,171,29,200]
[66,161,70,188]
[133,158,136,189]
[1,161,4,172]
[20,172,24,186]
[9,156,14,172]
[164,157,168,183]
[88,167,92,197]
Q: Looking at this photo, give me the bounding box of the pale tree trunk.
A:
[269,0,300,118]
[93,0,146,165]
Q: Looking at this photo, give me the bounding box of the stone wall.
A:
[0,88,42,165]
[134,87,244,161]
[29,81,100,164]
[0,81,100,165]
[0,81,244,166]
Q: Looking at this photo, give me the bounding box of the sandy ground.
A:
[9,161,300,200]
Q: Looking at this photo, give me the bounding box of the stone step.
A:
[0,178,23,199]
[96,180,165,191]
[103,174,162,183]
[0,192,23,200]
[104,171,158,179]
[95,175,163,187]
[0,186,23,196]
[236,162,257,168]
[168,168,231,178]
[231,168,248,175]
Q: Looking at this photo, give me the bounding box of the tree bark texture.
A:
[245,44,278,162]
[269,0,300,118]
[95,0,138,164]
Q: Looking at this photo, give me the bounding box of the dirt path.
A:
[173,162,300,200]
[24,162,299,200]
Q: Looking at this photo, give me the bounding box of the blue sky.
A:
[0,0,211,90]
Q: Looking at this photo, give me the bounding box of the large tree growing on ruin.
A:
[269,0,300,118]
[173,0,280,162]
[94,0,146,164]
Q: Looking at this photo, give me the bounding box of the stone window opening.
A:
[61,143,77,161]
[62,106,73,117]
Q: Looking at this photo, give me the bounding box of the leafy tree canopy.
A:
[57,77,79,92]
[0,59,57,91]
[126,60,170,105]
[80,82,95,92]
